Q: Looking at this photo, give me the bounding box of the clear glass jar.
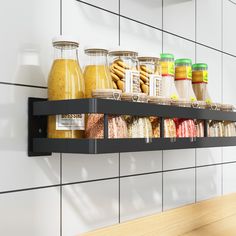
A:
[160,53,179,100]
[85,89,128,139]
[221,104,236,137]
[48,36,85,139]
[84,48,113,98]
[207,103,224,137]
[171,100,197,138]
[193,101,206,137]
[121,93,153,138]
[175,58,196,101]
[138,57,162,96]
[109,50,140,93]
[192,63,212,103]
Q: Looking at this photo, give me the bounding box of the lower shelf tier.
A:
[30,137,236,155]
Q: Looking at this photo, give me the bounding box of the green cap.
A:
[175,58,192,65]
[192,63,208,70]
[160,53,174,59]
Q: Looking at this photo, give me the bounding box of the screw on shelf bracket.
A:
[28,97,52,157]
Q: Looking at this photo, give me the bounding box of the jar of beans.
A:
[85,89,128,139]
[109,50,140,93]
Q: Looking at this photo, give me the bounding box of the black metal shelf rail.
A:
[28,97,236,156]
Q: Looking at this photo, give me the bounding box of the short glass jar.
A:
[221,104,236,137]
[109,50,140,93]
[193,101,207,137]
[85,89,128,139]
[138,57,162,96]
[121,93,153,138]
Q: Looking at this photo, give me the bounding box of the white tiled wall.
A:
[1,0,236,235]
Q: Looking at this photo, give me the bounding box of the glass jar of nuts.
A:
[109,50,140,93]
[138,57,162,96]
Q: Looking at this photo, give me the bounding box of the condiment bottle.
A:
[109,50,140,93]
[121,93,153,138]
[85,89,128,139]
[138,57,162,96]
[48,36,85,139]
[160,53,179,100]
[192,63,211,103]
[84,48,113,98]
[174,58,196,102]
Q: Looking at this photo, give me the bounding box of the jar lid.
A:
[192,63,208,70]
[84,48,108,55]
[175,58,192,66]
[52,35,79,48]
[206,102,221,110]
[109,50,138,57]
[138,57,160,62]
[192,100,207,109]
[171,98,192,107]
[160,53,174,60]
[221,104,234,111]
[148,96,171,105]
[121,92,147,103]
[92,89,122,100]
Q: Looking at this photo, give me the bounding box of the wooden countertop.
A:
[80,193,236,236]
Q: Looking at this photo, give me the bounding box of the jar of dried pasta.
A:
[138,57,162,96]
[109,50,140,93]
[175,58,196,101]
[221,104,236,137]
[121,93,153,138]
[85,89,128,139]
[193,101,207,137]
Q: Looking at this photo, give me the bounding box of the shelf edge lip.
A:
[32,98,236,121]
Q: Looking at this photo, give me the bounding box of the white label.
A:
[56,114,85,130]
[149,74,161,96]
[125,70,140,93]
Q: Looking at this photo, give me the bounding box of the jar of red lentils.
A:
[85,89,128,139]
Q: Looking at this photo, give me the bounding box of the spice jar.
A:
[160,53,179,100]
[109,50,140,93]
[48,36,85,139]
[192,63,212,103]
[193,101,206,137]
[121,93,153,138]
[84,48,113,98]
[207,103,224,137]
[85,89,128,139]
[171,99,197,138]
[221,104,236,137]
[138,57,162,96]
[175,58,196,101]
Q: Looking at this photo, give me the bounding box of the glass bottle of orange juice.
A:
[48,36,85,138]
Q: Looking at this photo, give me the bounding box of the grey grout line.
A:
[118,153,121,223]
[75,0,236,59]
[1,160,236,196]
[0,81,47,89]
[60,153,63,236]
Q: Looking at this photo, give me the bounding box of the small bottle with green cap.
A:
[174,58,196,102]
[160,53,179,100]
[192,63,211,103]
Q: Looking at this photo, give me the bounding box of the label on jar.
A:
[56,114,85,130]
[161,61,175,76]
[192,70,208,83]
[125,70,140,93]
[149,74,162,96]
[175,66,192,80]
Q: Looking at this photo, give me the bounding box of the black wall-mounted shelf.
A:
[28,97,236,156]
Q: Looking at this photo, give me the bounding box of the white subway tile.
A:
[163,0,195,40]
[223,147,236,163]
[163,149,195,170]
[163,169,195,210]
[0,187,60,236]
[196,148,222,166]
[62,180,119,235]
[196,0,222,49]
[196,165,222,202]
[0,85,60,192]
[120,151,162,176]
[62,153,118,183]
[120,18,162,55]
[0,0,59,86]
[120,173,162,222]
[120,0,162,28]
[84,0,118,13]
[223,163,236,194]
